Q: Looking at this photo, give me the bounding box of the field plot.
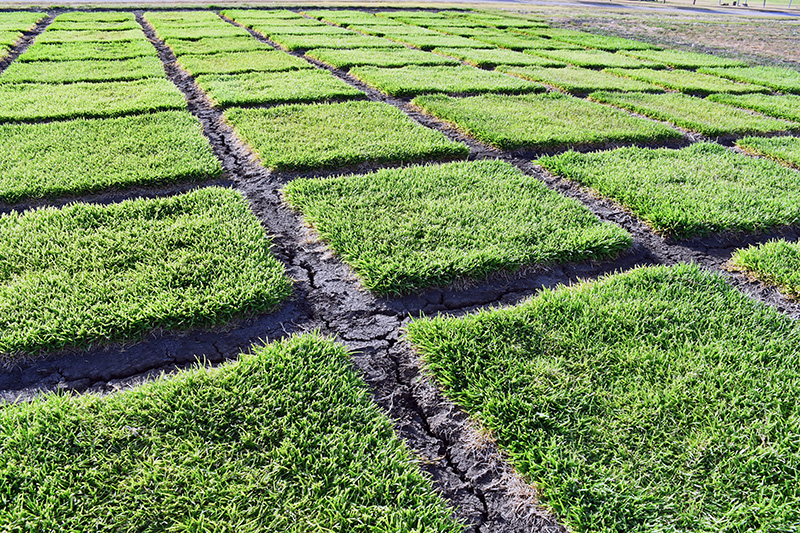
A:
[473,33,582,51]
[307,47,457,69]
[407,263,800,533]
[620,49,747,68]
[154,25,252,41]
[177,50,311,75]
[385,33,490,50]
[304,9,384,26]
[737,135,800,168]
[48,19,139,31]
[265,33,401,51]
[709,93,800,123]
[435,47,565,68]
[540,142,800,239]
[590,91,799,137]
[35,29,145,44]
[0,188,290,358]
[55,11,133,23]
[413,92,680,152]
[528,49,661,69]
[546,30,658,51]
[731,240,800,299]
[0,334,461,532]
[0,12,45,31]
[700,66,800,94]
[225,100,467,171]
[605,68,769,96]
[283,160,630,294]
[350,65,543,96]
[0,111,221,202]
[165,36,272,56]
[0,56,165,83]
[249,25,354,37]
[500,66,663,94]
[19,40,155,61]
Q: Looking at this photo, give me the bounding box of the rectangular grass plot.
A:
[499,66,662,94]
[36,29,146,44]
[307,47,458,69]
[700,66,800,94]
[386,34,490,50]
[413,92,680,152]
[548,30,658,51]
[434,47,566,68]
[0,56,165,83]
[165,36,273,56]
[177,50,312,75]
[224,100,468,171]
[730,239,800,299]
[268,33,400,51]
[283,160,631,294]
[539,142,800,239]
[527,49,661,69]
[0,188,291,357]
[620,48,747,68]
[605,67,769,96]
[19,40,155,61]
[737,135,800,168]
[406,262,800,533]
[708,93,800,123]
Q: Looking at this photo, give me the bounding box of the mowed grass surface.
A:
[731,240,800,299]
[36,29,145,44]
[0,79,186,122]
[700,66,800,94]
[540,142,800,239]
[166,37,273,56]
[414,92,680,151]
[590,91,798,137]
[527,49,660,69]
[0,111,221,202]
[0,56,165,83]
[283,160,630,294]
[195,70,363,107]
[621,48,747,68]
[500,66,662,94]
[225,100,467,171]
[549,31,657,51]
[737,135,800,168]
[709,93,800,122]
[0,188,290,358]
[606,67,769,96]
[434,47,566,68]
[307,47,458,69]
[350,65,543,96]
[406,263,800,533]
[19,40,154,61]
[267,33,400,51]
[0,333,463,533]
[176,50,311,75]
[0,11,44,31]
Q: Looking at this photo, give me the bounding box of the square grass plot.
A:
[434,47,566,68]
[283,160,631,294]
[176,50,312,76]
[224,100,468,171]
[591,91,799,137]
[737,135,800,168]
[540,142,800,239]
[406,262,800,533]
[0,188,291,357]
[605,67,769,96]
[306,47,458,69]
[195,70,363,108]
[730,239,800,299]
[708,93,800,123]
[0,56,165,83]
[527,49,661,69]
[350,65,543,97]
[19,40,155,61]
[700,66,800,94]
[620,48,747,68]
[499,66,663,94]
[413,92,680,152]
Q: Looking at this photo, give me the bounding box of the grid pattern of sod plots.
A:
[0,12,46,59]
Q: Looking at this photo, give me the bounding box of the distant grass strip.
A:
[540,142,800,238]
[606,68,769,96]
[19,40,154,61]
[196,70,362,107]
[350,65,543,96]
[153,25,252,41]
[225,100,467,171]
[0,111,221,202]
[708,93,800,123]
[528,49,660,69]
[550,30,657,51]
[166,36,273,56]
[0,56,165,83]
[54,11,134,23]
[0,79,186,122]
[473,33,582,51]
[177,50,311,75]
[620,48,747,68]
[0,188,290,357]
[144,11,223,25]
[222,9,306,21]
[0,12,44,31]
[414,92,680,151]
[700,66,800,94]
[304,9,383,26]
[406,262,800,533]
[590,91,798,137]
[36,29,145,44]
[48,20,139,31]
[267,33,400,51]
[386,33,488,50]
[252,25,353,37]
[731,240,800,298]
[307,47,456,69]
[500,66,662,94]
[434,47,565,68]
[284,160,630,294]
[737,135,800,168]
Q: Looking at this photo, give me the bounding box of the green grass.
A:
[500,66,663,94]
[0,111,221,203]
[267,32,400,51]
[348,24,430,36]
[0,56,165,83]
[406,262,800,533]
[222,9,306,21]
[54,11,135,23]
[350,65,543,97]
[252,24,354,36]
[36,29,146,44]
[0,333,462,532]
[731,240,800,299]
[224,100,468,171]
[737,135,800,168]
[166,36,273,56]
[303,9,383,26]
[144,11,223,25]
[527,49,661,69]
[699,66,800,94]
[0,30,21,49]
[384,33,489,50]
[284,159,630,294]
[48,20,140,31]
[19,40,155,61]
[307,47,458,69]
[427,25,498,36]
[550,31,658,51]
[0,79,186,122]
[413,92,680,151]
[605,68,769,96]
[0,187,291,357]
[539,142,800,238]
[708,93,800,123]
[590,91,798,137]
[620,49,748,68]
[177,50,311,75]
[471,33,582,50]
[434,47,566,68]
[195,70,363,107]
[0,12,44,31]
[152,25,252,41]
[229,17,320,28]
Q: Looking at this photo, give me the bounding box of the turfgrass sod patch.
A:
[36,29,146,44]
[549,30,657,51]
[54,11,134,23]
[700,66,800,94]
[434,47,565,68]
[144,11,223,25]
[195,70,363,107]
[252,25,353,37]
[0,79,186,122]
[267,33,400,51]
[0,111,221,202]
[539,142,800,239]
[406,263,800,533]
[0,334,462,533]
[283,160,630,294]
[222,9,306,21]
[708,93,800,123]
[0,188,290,357]
[620,48,747,68]
[737,135,800,168]
[307,47,457,69]
[0,56,165,83]
[348,24,431,36]
[605,68,769,96]
[152,25,252,41]
[413,92,680,151]
[0,31,21,49]
[500,66,662,94]
[730,240,800,298]
[527,49,660,69]
[19,40,155,61]
[469,33,581,51]
[177,50,311,75]
[385,33,489,50]
[224,100,468,171]
[166,37,273,56]
[590,91,798,137]
[0,12,45,31]
[350,65,543,97]
[303,9,382,26]
[48,20,139,31]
